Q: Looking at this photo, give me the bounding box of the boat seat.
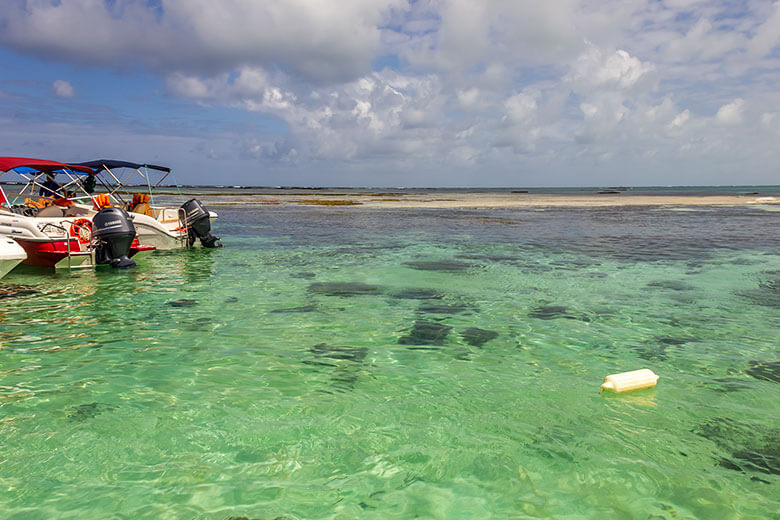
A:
[36,206,67,217]
[132,203,153,216]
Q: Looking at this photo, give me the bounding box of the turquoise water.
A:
[1,201,778,519]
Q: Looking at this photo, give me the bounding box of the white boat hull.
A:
[128,210,218,250]
[0,236,27,278]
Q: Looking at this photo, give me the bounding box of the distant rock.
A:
[308,282,383,297]
[460,328,498,347]
[398,321,452,345]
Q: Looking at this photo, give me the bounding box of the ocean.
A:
[1,189,778,518]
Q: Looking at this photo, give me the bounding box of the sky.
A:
[1,0,780,187]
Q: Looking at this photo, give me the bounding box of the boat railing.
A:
[39,221,93,270]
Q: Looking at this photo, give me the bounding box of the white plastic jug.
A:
[601,369,659,393]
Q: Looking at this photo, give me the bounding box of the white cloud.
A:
[670,109,690,128]
[0,0,406,84]
[569,47,654,91]
[52,79,74,98]
[716,98,745,125]
[457,88,482,111]
[504,93,537,123]
[748,1,780,58]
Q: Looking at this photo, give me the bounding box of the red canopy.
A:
[0,157,94,174]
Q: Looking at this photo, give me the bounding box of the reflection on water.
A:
[1,203,778,518]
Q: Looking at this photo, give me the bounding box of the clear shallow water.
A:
[1,202,778,519]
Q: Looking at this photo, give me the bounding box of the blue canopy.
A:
[73,159,171,173]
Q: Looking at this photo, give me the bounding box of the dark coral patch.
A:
[390,288,444,300]
[656,336,694,345]
[738,279,780,308]
[398,321,452,345]
[528,305,574,320]
[167,298,197,307]
[309,343,367,363]
[417,303,477,315]
[403,260,475,272]
[308,282,383,297]
[67,402,117,421]
[271,305,318,313]
[291,272,317,279]
[647,280,696,291]
[693,417,780,476]
[746,361,780,383]
[461,328,499,347]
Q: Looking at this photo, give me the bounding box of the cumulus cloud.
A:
[716,98,745,125]
[569,47,655,91]
[748,1,780,58]
[52,79,74,98]
[0,0,405,84]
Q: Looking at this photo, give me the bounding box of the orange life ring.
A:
[69,218,93,245]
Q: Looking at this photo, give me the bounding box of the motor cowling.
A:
[92,207,137,268]
[180,199,219,248]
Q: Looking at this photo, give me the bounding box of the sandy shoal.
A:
[208,192,780,209]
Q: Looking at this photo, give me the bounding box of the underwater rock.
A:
[224,296,239,303]
[549,259,601,268]
[67,402,116,421]
[167,299,197,307]
[738,287,780,308]
[461,328,499,347]
[647,280,696,291]
[271,305,318,314]
[309,343,367,363]
[633,344,668,361]
[291,272,317,279]
[417,303,477,315]
[701,377,756,392]
[692,417,780,475]
[403,260,475,272]
[0,286,39,300]
[528,305,577,320]
[398,321,452,345]
[308,282,383,297]
[456,253,518,263]
[634,337,693,361]
[390,288,444,300]
[746,361,780,383]
[656,336,692,345]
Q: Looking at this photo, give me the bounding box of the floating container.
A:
[601,369,659,393]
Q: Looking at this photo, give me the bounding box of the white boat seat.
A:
[36,206,67,217]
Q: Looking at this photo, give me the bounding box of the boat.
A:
[0,157,154,269]
[70,159,220,250]
[0,236,26,278]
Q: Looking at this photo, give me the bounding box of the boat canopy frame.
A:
[71,160,173,207]
[0,157,96,206]
[0,157,175,209]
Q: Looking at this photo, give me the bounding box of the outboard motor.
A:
[92,207,137,268]
[180,199,220,248]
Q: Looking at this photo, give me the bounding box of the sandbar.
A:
[202,191,780,209]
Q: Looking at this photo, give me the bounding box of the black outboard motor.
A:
[180,199,219,248]
[93,207,137,268]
